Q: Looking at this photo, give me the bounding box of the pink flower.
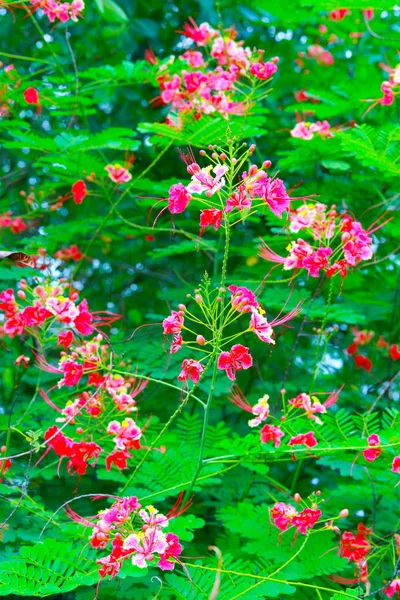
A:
[381,81,395,106]
[217,344,253,381]
[124,528,168,568]
[288,432,318,448]
[249,309,274,344]
[292,508,322,534]
[248,394,270,427]
[363,434,381,462]
[392,456,400,473]
[44,0,70,23]
[163,310,184,335]
[60,361,84,387]
[250,61,278,80]
[183,71,208,93]
[384,579,400,598]
[168,183,192,214]
[303,247,332,277]
[21,305,51,327]
[181,50,204,67]
[270,502,298,531]
[107,418,142,451]
[187,164,228,197]
[200,208,223,231]
[290,122,314,140]
[70,0,85,21]
[260,423,285,447]
[0,289,18,317]
[179,19,217,46]
[263,177,290,218]
[178,359,204,384]
[228,285,259,313]
[170,334,183,354]
[158,532,182,571]
[74,299,94,335]
[225,185,252,213]
[14,355,30,368]
[105,164,132,184]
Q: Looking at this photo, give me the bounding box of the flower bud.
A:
[232,157,237,164]
[216,296,222,302]
[263,160,272,169]
[70,292,79,301]
[212,152,218,159]
[199,149,206,156]
[316,490,322,496]
[19,279,27,290]
[339,509,349,518]
[208,145,214,150]
[76,427,84,435]
[271,56,280,63]
[220,153,227,161]
[280,388,286,394]
[178,304,186,311]
[195,294,202,303]
[196,335,206,345]
[294,493,301,503]
[249,144,256,152]
[280,415,286,421]
[1,446,6,453]
[17,290,26,300]
[218,287,226,293]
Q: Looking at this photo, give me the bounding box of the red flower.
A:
[390,344,400,361]
[57,330,75,350]
[347,342,358,355]
[74,299,94,335]
[270,502,298,532]
[339,524,371,563]
[260,423,285,447]
[168,183,191,214]
[288,432,318,448]
[354,354,372,372]
[199,208,223,231]
[292,508,322,534]
[392,456,400,473]
[61,361,84,387]
[105,450,132,471]
[23,87,39,105]
[217,344,253,381]
[363,434,381,462]
[72,180,87,205]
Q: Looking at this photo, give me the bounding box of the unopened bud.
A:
[339,509,349,518]
[208,145,214,150]
[316,490,322,496]
[17,290,26,300]
[249,144,256,152]
[159,445,166,454]
[280,388,286,395]
[232,157,237,164]
[19,279,27,290]
[216,296,222,302]
[280,415,286,421]
[1,446,6,453]
[70,292,79,301]
[294,493,301,503]
[220,153,227,161]
[178,304,186,311]
[263,160,272,169]
[195,294,202,303]
[219,287,226,293]
[199,149,206,156]
[76,427,84,434]
[271,56,280,63]
[212,152,218,160]
[196,335,206,345]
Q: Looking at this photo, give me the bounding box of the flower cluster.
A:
[0,279,108,340]
[339,523,372,586]
[163,279,301,384]
[54,245,83,262]
[163,143,293,233]
[290,119,334,140]
[0,212,28,234]
[68,495,186,578]
[150,20,278,125]
[270,500,322,536]
[29,0,85,24]
[260,204,378,279]
[346,326,399,372]
[39,334,148,475]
